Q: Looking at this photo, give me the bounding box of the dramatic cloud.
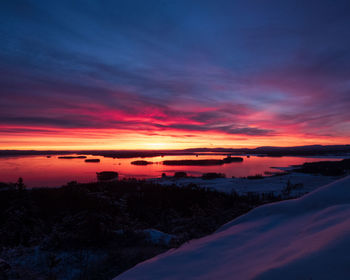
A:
[0,0,349,149]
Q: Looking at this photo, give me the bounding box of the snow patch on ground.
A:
[115,176,350,280]
[149,173,339,197]
[141,229,175,245]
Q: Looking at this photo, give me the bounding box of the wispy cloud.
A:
[1,0,350,148]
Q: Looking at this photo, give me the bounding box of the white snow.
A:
[149,173,339,197]
[115,176,350,280]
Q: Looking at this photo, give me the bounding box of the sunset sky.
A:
[1,0,350,150]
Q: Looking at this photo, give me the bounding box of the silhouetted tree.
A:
[16,177,25,191]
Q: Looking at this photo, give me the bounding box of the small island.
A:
[131,160,153,165]
[58,156,87,159]
[85,159,100,162]
[96,171,118,181]
[163,156,243,166]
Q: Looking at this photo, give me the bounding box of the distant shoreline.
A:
[1,144,350,159]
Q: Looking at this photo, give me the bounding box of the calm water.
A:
[0,154,342,187]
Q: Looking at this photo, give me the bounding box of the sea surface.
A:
[0,154,342,187]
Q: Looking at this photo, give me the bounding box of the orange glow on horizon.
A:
[1,125,349,150]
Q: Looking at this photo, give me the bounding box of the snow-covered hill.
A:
[115,176,350,280]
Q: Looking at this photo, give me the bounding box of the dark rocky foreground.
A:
[0,179,283,280]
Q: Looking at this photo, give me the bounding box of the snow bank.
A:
[150,173,338,197]
[115,176,350,280]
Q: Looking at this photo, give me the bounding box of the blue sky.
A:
[1,0,350,149]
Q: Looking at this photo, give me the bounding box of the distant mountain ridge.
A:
[184,144,350,155]
[0,144,349,158]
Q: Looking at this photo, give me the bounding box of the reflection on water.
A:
[0,154,341,187]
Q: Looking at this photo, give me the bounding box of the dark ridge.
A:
[184,145,350,156]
